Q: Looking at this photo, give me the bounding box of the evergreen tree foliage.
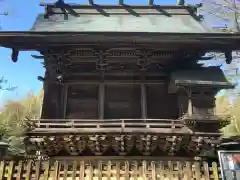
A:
[0,89,43,156]
[216,93,240,137]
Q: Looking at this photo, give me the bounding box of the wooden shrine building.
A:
[0,0,240,179]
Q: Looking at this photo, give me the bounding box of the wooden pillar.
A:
[99,83,105,119]
[62,84,68,119]
[177,91,183,117]
[141,84,147,119]
[188,89,193,116]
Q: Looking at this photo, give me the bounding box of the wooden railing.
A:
[0,158,221,180]
[28,119,184,133]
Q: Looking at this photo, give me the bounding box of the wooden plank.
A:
[107,161,111,180]
[151,161,156,180]
[167,161,173,180]
[63,161,68,180]
[212,162,219,180]
[177,161,183,180]
[25,160,33,180]
[7,161,14,180]
[203,162,210,180]
[158,161,164,180]
[124,161,130,180]
[72,161,77,180]
[60,80,166,85]
[35,122,182,127]
[53,161,60,180]
[132,161,138,180]
[185,161,192,180]
[194,162,201,180]
[79,161,85,180]
[51,156,196,162]
[28,127,187,135]
[88,162,93,180]
[43,160,50,180]
[34,160,41,180]
[97,161,102,180]
[16,161,23,180]
[142,160,147,180]
[0,161,5,180]
[33,118,183,122]
[116,161,120,180]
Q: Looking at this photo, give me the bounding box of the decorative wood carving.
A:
[92,49,109,72]
[135,135,158,155]
[41,136,63,156]
[25,134,220,157]
[112,135,134,155]
[88,135,109,155]
[135,49,153,71]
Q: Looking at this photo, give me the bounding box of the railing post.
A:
[212,162,219,180]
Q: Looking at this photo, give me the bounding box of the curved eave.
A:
[0,31,240,50]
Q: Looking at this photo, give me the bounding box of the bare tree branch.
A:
[201,0,240,32]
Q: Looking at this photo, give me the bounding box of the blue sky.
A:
[0,0,235,107]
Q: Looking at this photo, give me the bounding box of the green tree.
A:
[216,93,240,137]
[0,89,43,155]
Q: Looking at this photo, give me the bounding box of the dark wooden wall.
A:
[64,84,179,120]
[41,82,63,119]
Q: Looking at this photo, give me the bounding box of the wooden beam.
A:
[62,84,68,118]
[64,80,165,85]
[88,0,94,4]
[98,84,105,119]
[141,84,147,119]
[50,156,196,161]
[119,0,124,5]
[149,0,154,5]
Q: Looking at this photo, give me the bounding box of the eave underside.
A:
[0,32,240,50]
[25,132,221,157]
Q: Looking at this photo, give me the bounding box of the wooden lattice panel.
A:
[0,158,221,180]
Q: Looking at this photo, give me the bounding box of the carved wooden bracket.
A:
[11,48,19,63]
[92,49,109,71]
[136,135,158,155]
[88,135,109,155]
[112,135,134,155]
[25,134,221,157]
[135,49,153,71]
[225,51,232,64]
